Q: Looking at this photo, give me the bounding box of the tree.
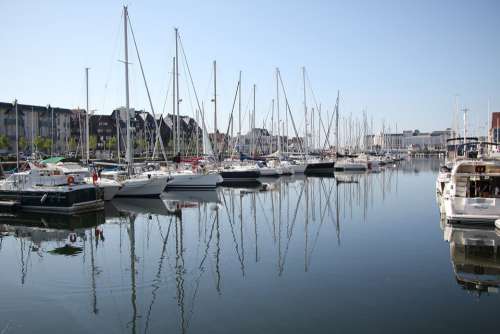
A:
[89,135,97,151]
[42,138,52,153]
[18,137,28,151]
[0,135,9,150]
[107,136,117,152]
[69,137,77,152]
[34,136,45,153]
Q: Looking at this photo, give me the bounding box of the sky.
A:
[1,0,499,136]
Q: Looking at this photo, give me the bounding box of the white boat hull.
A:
[166,173,222,190]
[116,176,169,197]
[444,197,500,223]
[259,167,282,177]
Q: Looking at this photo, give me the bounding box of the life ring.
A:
[67,175,75,185]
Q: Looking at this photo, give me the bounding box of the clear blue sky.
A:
[1,0,499,135]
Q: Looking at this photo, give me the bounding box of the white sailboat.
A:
[109,6,169,198]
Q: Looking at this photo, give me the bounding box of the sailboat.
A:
[104,6,169,198]
[165,50,223,189]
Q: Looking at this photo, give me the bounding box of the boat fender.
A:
[67,175,75,185]
[495,219,500,230]
[147,174,151,179]
[92,172,98,184]
[69,233,77,243]
[41,193,48,204]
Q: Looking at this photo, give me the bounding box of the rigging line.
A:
[305,70,333,150]
[179,45,202,155]
[307,179,334,264]
[144,218,173,334]
[178,33,203,116]
[100,11,123,116]
[279,182,305,275]
[178,32,216,156]
[220,80,240,156]
[127,13,169,162]
[278,70,305,154]
[220,191,244,270]
[160,67,173,117]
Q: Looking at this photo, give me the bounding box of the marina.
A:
[1,159,499,333]
[1,1,500,332]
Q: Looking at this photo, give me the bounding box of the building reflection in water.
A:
[0,162,431,333]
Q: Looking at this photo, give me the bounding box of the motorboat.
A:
[0,169,104,214]
[442,159,500,223]
[36,159,122,201]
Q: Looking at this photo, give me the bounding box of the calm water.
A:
[1,159,499,333]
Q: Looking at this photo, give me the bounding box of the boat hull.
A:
[220,170,261,182]
[444,197,500,224]
[115,176,169,198]
[166,173,222,190]
[0,188,104,214]
[305,162,335,175]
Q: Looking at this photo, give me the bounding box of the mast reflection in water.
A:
[0,159,498,333]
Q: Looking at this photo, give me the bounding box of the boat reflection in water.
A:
[0,166,409,333]
[442,221,500,295]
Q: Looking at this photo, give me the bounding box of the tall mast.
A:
[276,68,281,155]
[14,99,19,171]
[124,6,132,174]
[172,56,176,154]
[31,105,34,155]
[175,28,180,154]
[50,105,54,156]
[116,110,120,163]
[302,67,308,156]
[252,84,256,156]
[463,107,468,145]
[335,91,339,154]
[213,60,218,161]
[271,99,274,154]
[85,67,90,165]
[238,71,242,152]
[196,107,199,157]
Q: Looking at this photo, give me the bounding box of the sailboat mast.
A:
[302,67,308,156]
[335,91,339,154]
[276,68,281,154]
[123,6,132,174]
[238,71,242,153]
[175,28,180,154]
[172,56,176,154]
[271,98,274,154]
[252,84,256,157]
[14,99,18,171]
[116,111,120,163]
[85,67,90,165]
[213,60,218,161]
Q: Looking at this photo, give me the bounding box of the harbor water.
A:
[0,159,499,333]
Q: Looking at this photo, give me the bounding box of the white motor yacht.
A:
[442,159,500,223]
